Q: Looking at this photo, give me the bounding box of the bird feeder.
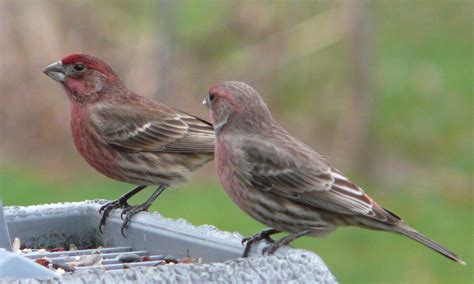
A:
[1,200,335,283]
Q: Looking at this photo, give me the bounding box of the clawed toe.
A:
[241,234,273,247]
[243,237,275,257]
[120,223,128,238]
[262,229,313,256]
[119,204,149,237]
[120,208,129,220]
[262,243,281,255]
[99,213,109,234]
[241,229,279,257]
[241,236,251,245]
[98,199,129,234]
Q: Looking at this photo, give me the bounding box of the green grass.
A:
[1,167,472,283]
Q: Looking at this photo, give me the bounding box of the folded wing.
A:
[90,102,215,154]
[241,137,399,224]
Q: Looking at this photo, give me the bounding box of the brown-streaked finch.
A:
[204,81,464,264]
[43,54,215,235]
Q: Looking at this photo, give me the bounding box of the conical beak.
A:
[43,61,66,82]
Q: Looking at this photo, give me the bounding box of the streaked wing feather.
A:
[162,112,215,153]
[242,138,397,223]
[242,140,332,193]
[90,104,215,153]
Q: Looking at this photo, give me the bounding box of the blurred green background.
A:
[0,1,472,283]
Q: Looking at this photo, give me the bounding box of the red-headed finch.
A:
[43,54,215,235]
[204,81,464,264]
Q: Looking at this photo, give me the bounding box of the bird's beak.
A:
[43,61,66,82]
[202,97,210,108]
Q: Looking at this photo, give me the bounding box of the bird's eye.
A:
[209,93,215,102]
[73,63,85,72]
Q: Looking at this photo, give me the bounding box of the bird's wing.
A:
[240,137,399,223]
[89,102,215,153]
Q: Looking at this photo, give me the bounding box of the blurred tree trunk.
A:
[337,0,375,179]
[154,0,174,101]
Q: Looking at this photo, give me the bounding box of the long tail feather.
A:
[397,224,466,265]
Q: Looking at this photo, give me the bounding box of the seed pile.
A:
[13,238,202,275]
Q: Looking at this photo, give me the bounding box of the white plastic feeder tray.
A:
[1,200,336,283]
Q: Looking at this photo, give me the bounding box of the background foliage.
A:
[1,1,472,283]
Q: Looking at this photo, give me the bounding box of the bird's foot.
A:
[120,203,151,237]
[242,229,279,257]
[262,239,288,256]
[262,229,313,256]
[98,199,130,234]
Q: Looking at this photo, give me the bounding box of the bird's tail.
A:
[396,223,465,265]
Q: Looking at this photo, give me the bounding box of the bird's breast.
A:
[215,139,250,207]
[70,105,124,181]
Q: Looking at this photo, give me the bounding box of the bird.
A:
[203,80,465,264]
[43,54,215,235]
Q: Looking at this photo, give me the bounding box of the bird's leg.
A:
[120,185,166,237]
[263,229,313,255]
[242,228,280,257]
[99,185,147,234]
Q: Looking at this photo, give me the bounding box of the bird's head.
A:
[43,54,124,103]
[204,81,273,134]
